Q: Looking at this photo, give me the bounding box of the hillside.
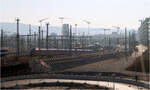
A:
[0,22,106,35]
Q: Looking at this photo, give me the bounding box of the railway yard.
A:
[1,44,150,90]
[1,17,149,89]
[1,45,149,81]
[1,50,123,76]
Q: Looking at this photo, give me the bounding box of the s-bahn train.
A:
[30,48,95,56]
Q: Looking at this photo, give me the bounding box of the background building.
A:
[138,17,150,46]
[62,24,70,36]
[62,24,70,49]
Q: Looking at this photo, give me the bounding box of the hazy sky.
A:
[0,0,150,29]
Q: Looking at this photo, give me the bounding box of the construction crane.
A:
[103,28,111,36]
[112,26,120,30]
[38,18,49,36]
[112,26,120,34]
[58,17,69,25]
[38,18,48,50]
[83,20,91,35]
[83,20,91,47]
[103,29,111,47]
[83,20,91,25]
[39,18,49,23]
[38,18,49,33]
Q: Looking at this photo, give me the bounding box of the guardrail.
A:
[1,73,149,89]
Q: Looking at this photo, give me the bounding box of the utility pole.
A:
[27,33,29,49]
[34,32,37,48]
[75,24,78,36]
[125,27,127,60]
[69,25,72,55]
[129,31,131,54]
[46,23,49,50]
[1,29,4,49]
[41,30,43,48]
[16,18,20,58]
[108,36,111,48]
[147,22,149,61]
[82,32,85,50]
[75,24,78,52]
[38,26,41,56]
[104,29,106,47]
[29,24,31,49]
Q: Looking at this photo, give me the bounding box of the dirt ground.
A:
[64,45,147,74]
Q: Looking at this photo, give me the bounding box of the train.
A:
[30,48,95,56]
[0,48,95,57]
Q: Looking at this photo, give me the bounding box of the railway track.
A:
[44,51,123,63]
[33,51,125,72]
[40,50,124,61]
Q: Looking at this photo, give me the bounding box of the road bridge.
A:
[1,73,149,89]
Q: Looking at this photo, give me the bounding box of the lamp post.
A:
[38,18,48,49]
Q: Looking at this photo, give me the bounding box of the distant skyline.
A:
[0,0,150,29]
[0,22,137,36]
